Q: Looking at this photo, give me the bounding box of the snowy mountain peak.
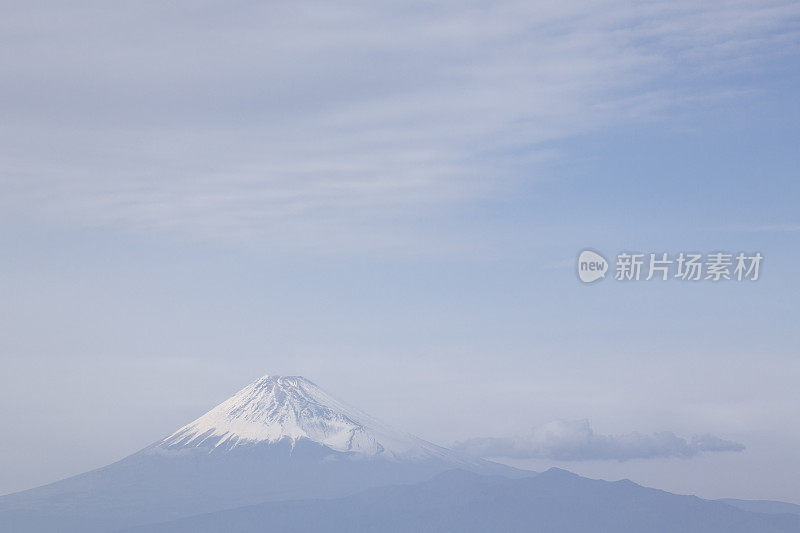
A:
[155,374,453,461]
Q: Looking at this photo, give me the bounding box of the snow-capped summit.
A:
[156,375,452,461]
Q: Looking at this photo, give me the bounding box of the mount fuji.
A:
[0,375,522,532]
[157,375,470,461]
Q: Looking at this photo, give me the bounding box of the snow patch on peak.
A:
[155,375,452,461]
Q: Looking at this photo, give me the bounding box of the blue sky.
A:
[1,0,799,502]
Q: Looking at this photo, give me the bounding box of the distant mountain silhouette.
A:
[4,374,797,533]
[124,468,800,533]
[717,498,800,516]
[0,375,521,532]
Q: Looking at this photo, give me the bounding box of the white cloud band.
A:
[453,419,744,461]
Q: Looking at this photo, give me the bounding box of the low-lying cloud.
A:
[453,420,744,461]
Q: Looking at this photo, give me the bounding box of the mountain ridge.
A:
[122,467,800,533]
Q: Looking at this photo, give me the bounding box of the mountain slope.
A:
[126,468,800,533]
[156,375,465,462]
[717,498,800,516]
[0,375,522,532]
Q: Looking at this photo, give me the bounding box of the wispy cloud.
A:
[1,1,799,249]
[452,419,744,461]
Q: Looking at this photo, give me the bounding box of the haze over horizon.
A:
[1,0,799,506]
